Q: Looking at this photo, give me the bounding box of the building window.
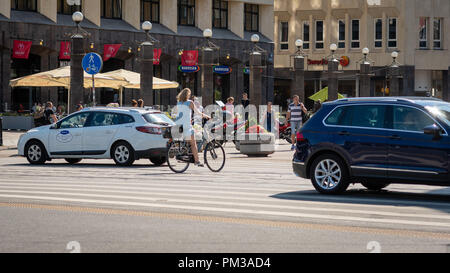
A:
[212,0,228,29]
[388,18,397,48]
[419,17,428,49]
[338,19,345,49]
[58,0,81,15]
[433,18,442,49]
[244,4,259,32]
[11,0,37,11]
[351,19,360,48]
[141,0,159,23]
[315,20,324,49]
[178,0,195,26]
[303,21,310,49]
[279,21,289,50]
[374,18,382,48]
[102,0,122,19]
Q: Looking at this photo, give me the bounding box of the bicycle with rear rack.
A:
[164,124,226,173]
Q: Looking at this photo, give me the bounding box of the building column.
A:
[291,56,305,103]
[327,59,339,101]
[249,52,262,107]
[390,66,400,97]
[200,48,214,107]
[1,38,11,111]
[140,41,154,106]
[169,57,179,106]
[69,35,84,114]
[359,62,371,97]
[236,62,244,101]
[402,66,415,96]
[443,69,449,102]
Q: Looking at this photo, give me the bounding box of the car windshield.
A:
[418,101,450,127]
[142,113,175,126]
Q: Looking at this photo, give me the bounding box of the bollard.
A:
[0,117,3,146]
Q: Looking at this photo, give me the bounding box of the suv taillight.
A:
[296,132,305,142]
[136,126,162,135]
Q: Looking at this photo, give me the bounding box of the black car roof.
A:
[324,97,443,106]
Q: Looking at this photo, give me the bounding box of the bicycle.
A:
[164,124,226,173]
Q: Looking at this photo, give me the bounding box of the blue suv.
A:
[293,97,450,194]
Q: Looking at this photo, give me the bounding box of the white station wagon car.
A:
[18,107,175,166]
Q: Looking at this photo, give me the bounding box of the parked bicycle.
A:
[164,124,226,173]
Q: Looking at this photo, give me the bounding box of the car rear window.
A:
[325,106,351,126]
[142,113,175,126]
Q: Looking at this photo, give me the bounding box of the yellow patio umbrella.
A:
[102,69,179,106]
[308,87,345,102]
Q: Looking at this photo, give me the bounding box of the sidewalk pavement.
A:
[0,130,24,150]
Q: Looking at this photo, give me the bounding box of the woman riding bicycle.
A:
[173,88,210,167]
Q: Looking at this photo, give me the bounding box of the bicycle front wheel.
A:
[167,143,190,173]
[204,141,226,172]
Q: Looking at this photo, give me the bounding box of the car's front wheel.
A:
[65,158,82,164]
[150,157,166,166]
[310,154,350,194]
[112,142,135,166]
[25,140,47,165]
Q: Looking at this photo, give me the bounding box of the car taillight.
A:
[136,126,162,135]
[296,132,305,142]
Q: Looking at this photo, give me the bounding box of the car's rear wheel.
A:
[112,141,135,166]
[310,154,349,194]
[361,181,390,191]
[25,140,47,165]
[65,158,82,164]
[150,157,166,166]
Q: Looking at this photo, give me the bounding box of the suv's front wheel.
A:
[112,141,135,166]
[310,154,350,194]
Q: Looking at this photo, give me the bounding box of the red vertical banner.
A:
[12,40,32,59]
[59,41,71,60]
[153,48,162,65]
[103,44,122,61]
[181,50,198,66]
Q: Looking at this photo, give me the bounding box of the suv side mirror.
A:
[424,124,442,139]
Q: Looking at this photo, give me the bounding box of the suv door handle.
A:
[390,135,401,140]
[338,131,350,136]
[105,130,114,134]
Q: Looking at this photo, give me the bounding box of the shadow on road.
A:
[270,188,450,213]
[6,163,165,169]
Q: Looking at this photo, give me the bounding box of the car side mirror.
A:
[424,124,442,139]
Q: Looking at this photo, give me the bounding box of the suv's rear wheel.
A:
[361,181,390,191]
[25,140,47,165]
[112,141,135,166]
[310,154,349,194]
[150,157,166,166]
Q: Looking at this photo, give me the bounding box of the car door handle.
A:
[74,133,82,136]
[338,131,350,136]
[105,130,114,134]
[390,135,401,140]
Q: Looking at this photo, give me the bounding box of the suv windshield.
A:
[142,113,175,126]
[417,101,450,127]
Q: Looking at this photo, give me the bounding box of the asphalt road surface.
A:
[1,142,450,253]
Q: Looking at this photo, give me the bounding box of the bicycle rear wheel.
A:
[167,142,190,173]
[204,141,226,172]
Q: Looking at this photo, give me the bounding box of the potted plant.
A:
[236,124,275,157]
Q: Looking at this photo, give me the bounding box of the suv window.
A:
[325,106,351,126]
[87,112,121,127]
[119,114,134,124]
[58,112,90,129]
[393,106,435,132]
[350,105,387,128]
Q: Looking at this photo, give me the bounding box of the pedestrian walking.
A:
[44,102,58,125]
[138,99,144,108]
[286,95,308,150]
[131,99,138,107]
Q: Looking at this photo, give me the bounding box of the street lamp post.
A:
[140,21,154,106]
[388,51,400,97]
[200,28,215,107]
[291,39,306,103]
[249,34,263,107]
[327,43,339,101]
[359,47,372,97]
[69,11,85,114]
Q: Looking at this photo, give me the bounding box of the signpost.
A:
[82,52,103,106]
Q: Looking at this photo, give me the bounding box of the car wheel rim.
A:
[314,159,341,190]
[28,145,41,162]
[115,145,129,163]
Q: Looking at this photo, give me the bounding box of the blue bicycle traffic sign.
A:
[82,53,103,75]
